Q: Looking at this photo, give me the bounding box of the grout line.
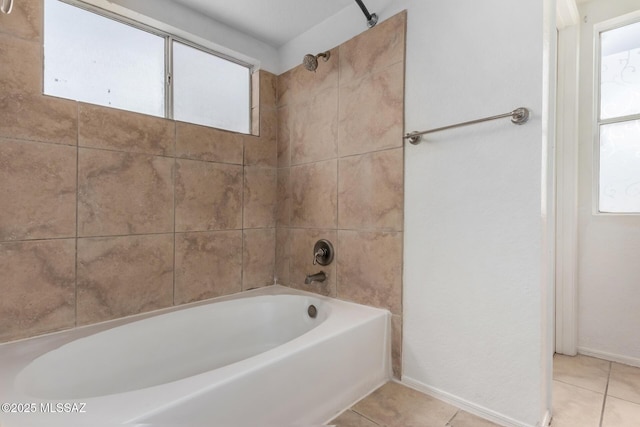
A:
[350,408,381,426]
[74,102,80,328]
[446,410,460,426]
[172,124,177,307]
[599,362,612,427]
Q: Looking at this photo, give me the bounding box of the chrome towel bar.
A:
[404,107,530,145]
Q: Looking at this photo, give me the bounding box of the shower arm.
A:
[354,0,378,28]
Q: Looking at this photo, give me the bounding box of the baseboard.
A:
[578,347,640,368]
[400,377,547,427]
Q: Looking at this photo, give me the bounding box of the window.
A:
[597,20,640,213]
[44,0,251,134]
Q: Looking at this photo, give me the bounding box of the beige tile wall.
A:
[0,0,277,342]
[275,11,406,377]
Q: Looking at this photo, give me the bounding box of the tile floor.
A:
[329,354,640,427]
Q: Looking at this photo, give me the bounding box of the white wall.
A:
[576,0,640,366]
[396,1,555,426]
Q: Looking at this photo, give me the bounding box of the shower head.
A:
[303,51,331,72]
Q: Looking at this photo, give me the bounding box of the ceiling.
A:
[170,0,356,47]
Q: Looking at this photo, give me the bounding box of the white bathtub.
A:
[0,285,390,427]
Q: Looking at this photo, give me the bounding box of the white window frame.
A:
[46,0,253,132]
[592,10,640,215]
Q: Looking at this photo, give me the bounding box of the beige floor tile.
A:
[601,396,640,427]
[330,410,379,426]
[553,354,610,393]
[551,380,603,427]
[608,363,640,405]
[446,410,501,426]
[352,382,458,427]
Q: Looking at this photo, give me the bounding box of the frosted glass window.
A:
[173,41,250,133]
[44,0,165,117]
[600,22,640,120]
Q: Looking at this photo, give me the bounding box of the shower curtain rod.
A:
[354,0,378,28]
[404,107,530,145]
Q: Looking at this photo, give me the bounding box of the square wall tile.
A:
[79,103,175,156]
[289,228,337,297]
[175,159,243,232]
[175,231,242,304]
[0,139,76,241]
[243,228,275,289]
[337,230,402,314]
[175,121,243,164]
[290,160,337,229]
[0,92,78,146]
[276,168,291,227]
[0,33,42,94]
[244,167,277,229]
[0,239,75,342]
[290,86,338,165]
[77,234,174,325]
[78,148,174,237]
[338,63,404,157]
[275,227,291,285]
[277,106,291,168]
[338,148,403,231]
[282,47,339,108]
[244,107,277,167]
[339,11,406,85]
[259,70,277,108]
[0,0,42,41]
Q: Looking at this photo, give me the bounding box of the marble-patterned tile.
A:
[251,71,259,109]
[338,149,403,231]
[446,411,501,427]
[175,121,243,165]
[275,227,291,286]
[290,160,337,229]
[602,396,640,427]
[339,11,406,85]
[276,168,291,227]
[553,354,610,393]
[288,228,337,297]
[608,363,640,404]
[291,86,338,165]
[78,148,174,237]
[80,103,175,156]
[251,106,260,136]
[175,231,242,304]
[0,91,78,146]
[243,167,277,229]
[244,107,277,167]
[0,239,75,342]
[242,228,275,289]
[277,106,291,168]
[0,33,41,94]
[337,230,402,314]
[551,380,603,427]
[77,234,174,325]
[277,47,339,108]
[391,314,402,379]
[0,139,76,241]
[259,70,277,108]
[338,63,404,157]
[175,159,243,232]
[330,410,379,427]
[352,382,458,426]
[0,0,42,41]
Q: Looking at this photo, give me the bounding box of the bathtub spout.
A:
[305,271,327,285]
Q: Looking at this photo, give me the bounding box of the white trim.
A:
[578,347,640,368]
[400,377,546,427]
[556,0,579,30]
[555,24,580,356]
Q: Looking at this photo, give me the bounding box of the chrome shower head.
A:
[303,51,331,72]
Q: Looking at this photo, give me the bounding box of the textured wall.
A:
[0,0,277,342]
[275,11,406,377]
